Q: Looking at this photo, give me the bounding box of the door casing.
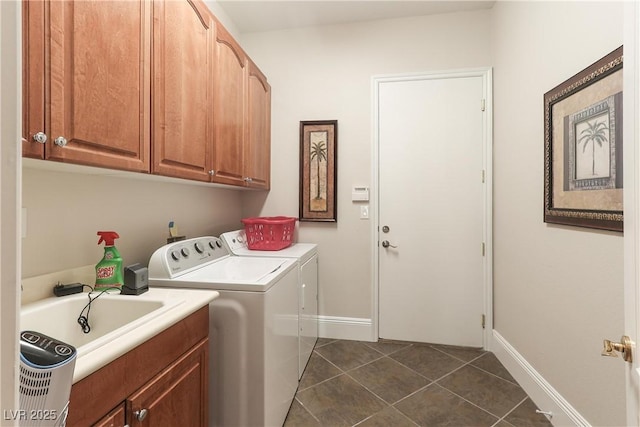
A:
[370,68,493,349]
[623,3,640,424]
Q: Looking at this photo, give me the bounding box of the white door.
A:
[377,72,488,348]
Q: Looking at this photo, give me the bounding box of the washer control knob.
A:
[209,241,216,250]
[181,248,190,257]
[170,250,180,261]
[216,240,222,248]
[194,242,205,253]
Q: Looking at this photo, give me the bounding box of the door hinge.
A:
[481,242,486,256]
[481,99,486,112]
[482,169,486,183]
[482,314,486,329]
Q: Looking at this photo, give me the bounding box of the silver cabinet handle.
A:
[381,240,397,249]
[208,170,216,176]
[54,136,67,147]
[134,408,148,421]
[32,132,47,144]
[244,177,253,183]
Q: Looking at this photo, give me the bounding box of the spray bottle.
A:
[95,231,124,291]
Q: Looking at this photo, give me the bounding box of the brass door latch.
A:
[601,335,633,363]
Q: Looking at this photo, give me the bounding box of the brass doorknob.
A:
[601,335,633,363]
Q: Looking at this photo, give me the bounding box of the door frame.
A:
[623,3,640,424]
[370,68,494,349]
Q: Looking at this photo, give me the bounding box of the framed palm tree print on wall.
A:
[300,120,337,222]
[544,46,623,232]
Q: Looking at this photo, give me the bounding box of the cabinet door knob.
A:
[244,177,253,183]
[32,132,47,144]
[54,136,68,147]
[134,408,148,421]
[208,170,216,176]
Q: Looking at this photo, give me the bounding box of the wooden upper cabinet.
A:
[47,0,151,172]
[22,0,46,159]
[211,20,247,186]
[246,60,271,190]
[22,0,271,189]
[152,0,214,182]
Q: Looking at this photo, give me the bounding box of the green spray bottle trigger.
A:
[95,231,124,291]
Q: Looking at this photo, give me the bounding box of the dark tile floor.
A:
[284,338,553,427]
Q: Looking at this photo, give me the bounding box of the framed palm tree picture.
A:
[300,120,337,222]
[544,46,623,231]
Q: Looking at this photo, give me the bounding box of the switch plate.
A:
[360,205,369,219]
[352,186,369,201]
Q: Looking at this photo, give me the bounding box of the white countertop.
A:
[20,287,218,383]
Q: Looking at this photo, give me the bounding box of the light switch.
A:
[360,205,369,220]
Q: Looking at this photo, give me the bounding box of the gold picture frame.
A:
[299,120,337,222]
[544,46,623,232]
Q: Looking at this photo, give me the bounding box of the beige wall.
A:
[240,2,626,425]
[491,2,625,425]
[22,165,243,279]
[240,9,493,318]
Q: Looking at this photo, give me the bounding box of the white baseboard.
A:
[317,315,374,342]
[492,330,589,427]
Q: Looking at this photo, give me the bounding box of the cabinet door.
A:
[152,0,214,182]
[94,403,126,427]
[127,339,209,427]
[245,60,271,190]
[48,1,151,171]
[211,21,247,186]
[299,254,319,377]
[22,0,45,159]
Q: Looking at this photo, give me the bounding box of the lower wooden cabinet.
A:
[126,340,208,426]
[67,307,209,427]
[93,404,126,427]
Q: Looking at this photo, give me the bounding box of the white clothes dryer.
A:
[221,229,318,378]
[148,236,299,427]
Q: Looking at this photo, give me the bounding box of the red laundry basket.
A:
[241,216,297,250]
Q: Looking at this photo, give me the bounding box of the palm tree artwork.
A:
[309,131,328,212]
[576,115,610,180]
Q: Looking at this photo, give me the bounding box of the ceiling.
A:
[215,1,496,34]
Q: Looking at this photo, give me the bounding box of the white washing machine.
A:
[221,229,318,379]
[148,236,299,427]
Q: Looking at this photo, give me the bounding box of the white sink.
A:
[20,287,218,383]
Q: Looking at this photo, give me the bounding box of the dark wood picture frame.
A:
[299,120,337,222]
[544,46,623,232]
